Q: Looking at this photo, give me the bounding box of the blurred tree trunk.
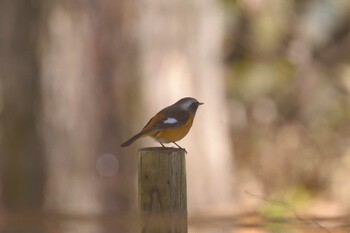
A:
[137,0,235,213]
[0,0,45,212]
[40,0,103,216]
[40,1,138,229]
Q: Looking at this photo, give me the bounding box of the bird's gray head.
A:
[175,97,204,115]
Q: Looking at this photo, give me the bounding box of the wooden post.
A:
[138,147,187,233]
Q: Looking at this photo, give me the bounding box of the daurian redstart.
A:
[121,97,203,150]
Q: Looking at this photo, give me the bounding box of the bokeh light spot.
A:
[96,153,119,177]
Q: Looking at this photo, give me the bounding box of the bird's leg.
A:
[172,142,182,149]
[172,142,187,154]
[160,142,165,148]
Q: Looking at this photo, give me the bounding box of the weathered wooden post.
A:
[138,147,187,233]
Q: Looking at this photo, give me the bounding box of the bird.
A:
[121,97,203,151]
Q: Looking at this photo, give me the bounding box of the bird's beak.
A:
[198,102,204,105]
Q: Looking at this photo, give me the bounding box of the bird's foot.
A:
[172,142,187,154]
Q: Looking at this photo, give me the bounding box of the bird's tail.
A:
[120,131,147,147]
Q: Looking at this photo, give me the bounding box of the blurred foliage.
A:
[223,0,350,212]
[260,185,313,218]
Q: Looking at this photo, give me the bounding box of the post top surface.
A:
[139,147,185,153]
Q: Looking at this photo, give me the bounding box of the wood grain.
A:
[139,147,187,233]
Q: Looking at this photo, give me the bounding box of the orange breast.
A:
[151,116,194,143]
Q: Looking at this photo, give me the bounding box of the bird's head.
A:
[175,97,204,115]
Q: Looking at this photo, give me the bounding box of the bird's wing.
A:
[142,108,190,132]
[121,108,190,147]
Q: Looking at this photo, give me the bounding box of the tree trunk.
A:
[137,0,235,213]
[40,2,138,232]
[0,0,45,212]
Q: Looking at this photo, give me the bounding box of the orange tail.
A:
[120,131,146,147]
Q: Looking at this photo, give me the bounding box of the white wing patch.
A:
[164,117,178,124]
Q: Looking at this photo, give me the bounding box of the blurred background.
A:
[1,0,350,232]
